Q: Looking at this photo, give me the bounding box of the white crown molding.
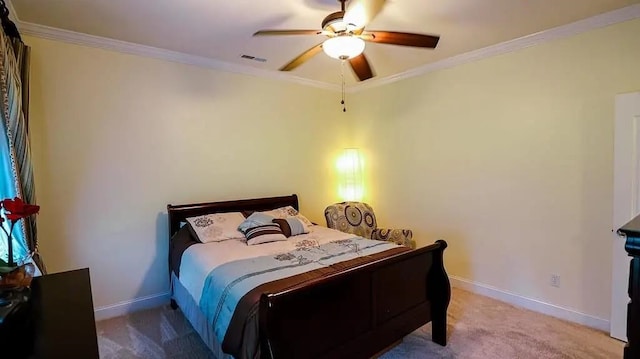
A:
[16,21,341,93]
[449,275,610,332]
[349,3,640,93]
[9,2,640,93]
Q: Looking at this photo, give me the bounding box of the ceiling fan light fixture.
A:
[322,36,365,60]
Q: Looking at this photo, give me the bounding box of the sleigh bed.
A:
[167,194,450,359]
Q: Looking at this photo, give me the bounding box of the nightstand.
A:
[1,268,99,358]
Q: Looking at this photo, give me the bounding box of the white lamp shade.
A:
[323,36,366,60]
[337,148,364,201]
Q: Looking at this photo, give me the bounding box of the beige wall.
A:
[26,18,640,321]
[26,36,349,309]
[348,19,640,320]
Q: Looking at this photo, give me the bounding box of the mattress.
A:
[178,225,355,303]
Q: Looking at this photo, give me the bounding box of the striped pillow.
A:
[273,217,310,237]
[244,224,287,246]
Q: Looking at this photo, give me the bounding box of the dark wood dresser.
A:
[1,268,99,358]
[618,216,640,359]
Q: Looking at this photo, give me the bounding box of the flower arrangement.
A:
[0,197,39,274]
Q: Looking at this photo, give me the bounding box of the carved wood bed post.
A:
[628,252,640,359]
[429,240,451,346]
[618,216,640,359]
[167,203,179,310]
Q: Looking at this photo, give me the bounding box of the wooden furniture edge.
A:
[167,194,299,309]
[258,240,450,358]
[618,216,640,359]
[167,194,299,238]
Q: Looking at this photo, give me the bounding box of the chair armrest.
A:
[371,228,416,249]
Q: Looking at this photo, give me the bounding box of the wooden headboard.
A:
[166,194,299,239]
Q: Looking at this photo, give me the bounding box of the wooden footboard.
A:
[258,240,450,359]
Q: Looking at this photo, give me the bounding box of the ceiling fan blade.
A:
[279,43,324,71]
[253,29,322,36]
[363,31,440,48]
[349,53,375,81]
[344,0,387,28]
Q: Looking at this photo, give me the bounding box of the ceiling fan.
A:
[253,0,440,82]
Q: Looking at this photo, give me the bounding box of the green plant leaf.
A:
[0,266,17,274]
[0,258,17,273]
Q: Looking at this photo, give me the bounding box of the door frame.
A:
[612,92,640,340]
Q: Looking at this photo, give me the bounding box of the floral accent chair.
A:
[324,202,416,249]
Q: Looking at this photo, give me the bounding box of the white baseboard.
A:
[449,275,610,332]
[94,292,171,321]
[92,278,610,332]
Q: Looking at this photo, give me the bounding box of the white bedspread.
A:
[178,225,355,303]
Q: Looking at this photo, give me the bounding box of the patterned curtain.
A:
[0,18,42,272]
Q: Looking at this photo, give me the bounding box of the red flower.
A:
[1,197,40,223]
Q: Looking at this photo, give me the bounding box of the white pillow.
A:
[262,206,314,228]
[186,212,245,243]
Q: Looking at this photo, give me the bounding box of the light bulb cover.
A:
[337,148,364,201]
[323,36,365,60]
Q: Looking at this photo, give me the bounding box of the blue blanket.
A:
[198,237,400,343]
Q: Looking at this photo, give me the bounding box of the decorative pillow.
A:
[244,224,287,245]
[185,212,245,243]
[263,206,314,227]
[238,212,276,234]
[273,217,310,237]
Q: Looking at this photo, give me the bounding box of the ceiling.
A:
[10,0,640,86]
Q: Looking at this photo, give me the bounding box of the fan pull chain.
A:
[341,60,347,112]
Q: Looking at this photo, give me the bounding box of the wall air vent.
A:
[240,54,267,62]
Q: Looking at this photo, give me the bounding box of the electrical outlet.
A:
[550,274,560,288]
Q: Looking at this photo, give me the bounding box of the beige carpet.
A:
[96,288,624,358]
